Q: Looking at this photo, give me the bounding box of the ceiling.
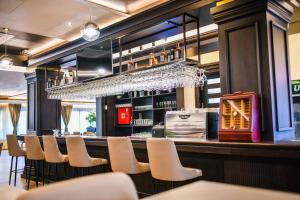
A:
[0,0,168,98]
[0,0,168,57]
[0,71,26,97]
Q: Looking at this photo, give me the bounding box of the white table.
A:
[143,181,300,200]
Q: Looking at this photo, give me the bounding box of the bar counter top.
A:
[17,135,300,159]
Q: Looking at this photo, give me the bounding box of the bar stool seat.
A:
[147,138,202,182]
[42,135,69,182]
[24,135,46,190]
[90,157,108,167]
[66,136,107,174]
[107,137,150,175]
[137,162,151,173]
[6,135,27,186]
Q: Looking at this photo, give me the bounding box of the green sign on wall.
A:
[292,80,300,95]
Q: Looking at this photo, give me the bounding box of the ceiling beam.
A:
[289,0,300,7]
[87,0,130,17]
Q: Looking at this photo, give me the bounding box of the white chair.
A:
[24,135,45,190]
[42,135,68,181]
[16,172,139,200]
[107,137,150,174]
[146,138,202,190]
[65,136,107,176]
[6,135,26,186]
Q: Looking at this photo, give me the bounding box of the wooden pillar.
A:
[96,97,103,136]
[25,69,61,136]
[211,0,295,141]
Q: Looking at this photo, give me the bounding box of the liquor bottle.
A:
[54,76,60,86]
[47,78,52,88]
[175,43,182,60]
[149,53,154,66]
[160,49,167,63]
[128,60,134,71]
[170,48,175,61]
[68,70,74,84]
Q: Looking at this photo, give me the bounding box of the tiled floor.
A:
[0,150,42,189]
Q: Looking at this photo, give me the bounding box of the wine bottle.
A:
[175,43,181,60]
[170,48,175,61]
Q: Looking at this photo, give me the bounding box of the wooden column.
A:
[25,69,61,135]
[211,0,295,141]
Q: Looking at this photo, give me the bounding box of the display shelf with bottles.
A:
[46,68,77,90]
[114,89,177,136]
[112,43,184,74]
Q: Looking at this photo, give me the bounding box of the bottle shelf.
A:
[133,125,153,127]
[115,125,132,128]
[133,109,153,112]
[153,107,177,110]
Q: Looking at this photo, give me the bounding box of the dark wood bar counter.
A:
[17,135,300,194]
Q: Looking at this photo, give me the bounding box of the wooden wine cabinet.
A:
[218,92,261,142]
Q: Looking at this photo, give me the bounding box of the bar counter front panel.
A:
[17,135,300,194]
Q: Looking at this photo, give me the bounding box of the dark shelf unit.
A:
[115,89,177,136]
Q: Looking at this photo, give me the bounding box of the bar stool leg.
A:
[55,163,58,181]
[24,157,28,183]
[47,163,52,182]
[72,167,75,178]
[63,163,67,177]
[35,160,39,187]
[14,156,18,186]
[9,156,14,185]
[27,160,32,190]
[42,161,45,185]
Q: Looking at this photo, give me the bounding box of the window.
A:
[61,107,96,133]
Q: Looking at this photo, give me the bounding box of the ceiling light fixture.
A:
[80,16,100,42]
[0,28,13,66]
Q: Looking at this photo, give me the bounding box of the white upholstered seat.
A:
[146,138,202,181]
[107,137,150,174]
[65,136,107,168]
[17,172,138,200]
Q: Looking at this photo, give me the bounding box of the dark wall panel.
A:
[27,82,35,131]
[227,24,259,93]
[271,22,293,131]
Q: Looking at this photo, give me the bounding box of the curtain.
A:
[8,104,21,135]
[62,105,73,132]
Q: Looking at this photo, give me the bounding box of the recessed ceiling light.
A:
[67,22,72,27]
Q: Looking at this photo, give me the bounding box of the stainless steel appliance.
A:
[165,109,218,138]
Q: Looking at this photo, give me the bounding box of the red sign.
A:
[118,107,132,125]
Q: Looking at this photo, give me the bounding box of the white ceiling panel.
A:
[0,71,26,96]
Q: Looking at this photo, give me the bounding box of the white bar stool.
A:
[42,135,68,182]
[16,172,138,200]
[65,136,108,176]
[24,135,45,190]
[146,138,202,192]
[107,137,150,174]
[6,135,27,186]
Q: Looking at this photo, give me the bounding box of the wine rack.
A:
[218,92,261,142]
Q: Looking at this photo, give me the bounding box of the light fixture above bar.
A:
[47,61,207,100]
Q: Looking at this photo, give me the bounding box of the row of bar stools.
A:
[65,136,108,176]
[107,137,202,194]
[42,136,68,182]
[6,135,27,186]
[24,135,45,190]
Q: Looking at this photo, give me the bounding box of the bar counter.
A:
[17,135,300,194]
